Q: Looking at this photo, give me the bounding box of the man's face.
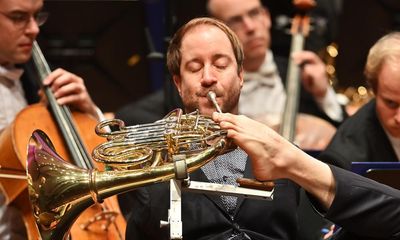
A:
[173,24,243,116]
[208,0,271,63]
[376,61,400,138]
[0,0,43,65]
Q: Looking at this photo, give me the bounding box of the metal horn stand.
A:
[160,155,275,240]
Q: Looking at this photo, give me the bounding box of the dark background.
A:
[39,0,400,112]
[39,0,150,112]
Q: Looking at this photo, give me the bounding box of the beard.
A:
[182,85,241,116]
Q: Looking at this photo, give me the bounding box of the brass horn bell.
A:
[27,109,230,240]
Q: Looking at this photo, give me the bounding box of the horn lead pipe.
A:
[207,91,222,113]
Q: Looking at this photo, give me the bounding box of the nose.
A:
[242,15,256,33]
[201,65,217,86]
[25,17,40,37]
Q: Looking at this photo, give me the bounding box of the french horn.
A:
[27,109,231,240]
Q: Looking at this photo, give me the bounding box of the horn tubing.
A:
[28,130,227,240]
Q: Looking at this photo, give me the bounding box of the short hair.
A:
[364,32,400,93]
[166,17,244,76]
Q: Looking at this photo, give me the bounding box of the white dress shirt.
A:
[0,65,27,132]
[385,130,400,161]
[239,51,343,126]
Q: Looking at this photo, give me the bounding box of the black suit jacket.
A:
[126,157,300,240]
[310,165,400,240]
[318,99,397,170]
[20,60,40,104]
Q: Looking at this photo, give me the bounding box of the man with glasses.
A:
[0,9,48,30]
[0,0,101,239]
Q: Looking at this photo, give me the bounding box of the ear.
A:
[238,68,244,88]
[172,75,182,96]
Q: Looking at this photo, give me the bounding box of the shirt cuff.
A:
[315,87,343,122]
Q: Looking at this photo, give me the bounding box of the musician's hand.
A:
[213,112,337,209]
[291,51,329,99]
[42,68,98,119]
[212,112,300,181]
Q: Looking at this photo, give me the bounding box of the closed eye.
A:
[384,99,399,109]
[214,57,230,70]
[186,61,202,73]
[215,64,227,70]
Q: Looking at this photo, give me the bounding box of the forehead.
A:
[180,24,235,59]
[209,0,261,20]
[0,0,43,11]
[378,61,400,94]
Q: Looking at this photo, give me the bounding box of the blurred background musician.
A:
[318,29,400,240]
[332,0,400,115]
[320,32,400,170]
[0,0,101,239]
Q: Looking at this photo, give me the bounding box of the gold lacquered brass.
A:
[27,109,229,240]
[93,109,227,169]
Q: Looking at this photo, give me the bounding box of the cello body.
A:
[0,104,126,239]
[0,42,126,239]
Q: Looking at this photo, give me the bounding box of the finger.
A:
[52,81,83,99]
[218,120,237,133]
[212,112,222,122]
[212,112,234,123]
[55,93,83,106]
[292,50,318,60]
[291,51,320,65]
[47,71,83,94]
[42,68,65,86]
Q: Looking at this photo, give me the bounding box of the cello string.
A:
[0,166,26,179]
[32,42,88,167]
[0,173,26,180]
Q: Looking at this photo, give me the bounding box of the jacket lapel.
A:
[189,167,230,216]
[233,156,253,216]
[20,61,40,104]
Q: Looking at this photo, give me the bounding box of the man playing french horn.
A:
[121,17,300,239]
[26,16,293,239]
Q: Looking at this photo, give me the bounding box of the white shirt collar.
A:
[384,128,400,161]
[0,64,24,82]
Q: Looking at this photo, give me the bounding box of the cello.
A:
[279,0,336,150]
[0,41,126,239]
